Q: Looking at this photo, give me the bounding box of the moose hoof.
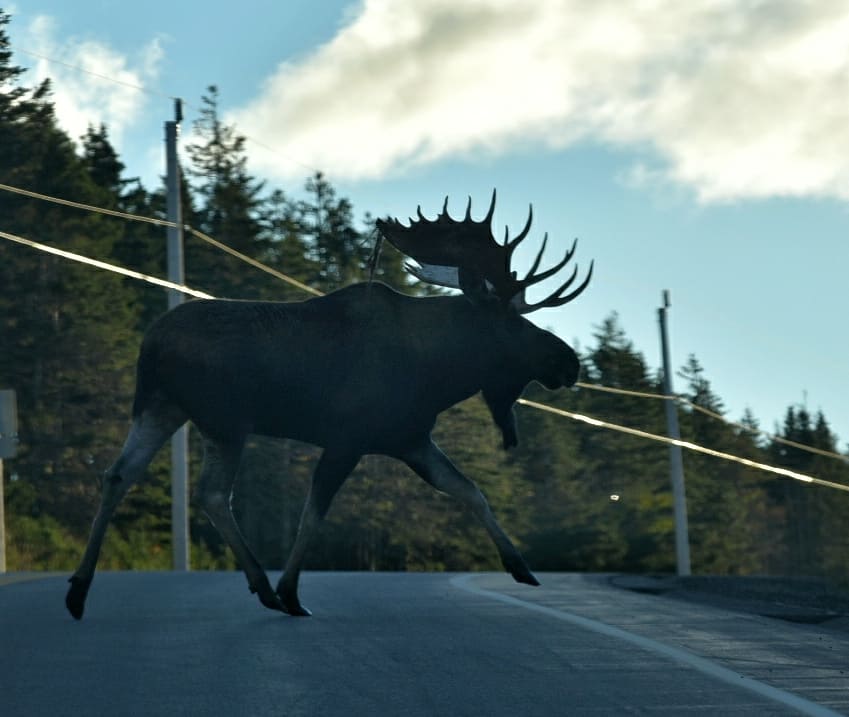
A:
[504,557,540,587]
[283,601,312,617]
[516,571,541,587]
[66,576,92,620]
[275,586,312,617]
[257,591,288,614]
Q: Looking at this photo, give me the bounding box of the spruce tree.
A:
[675,355,770,574]
[185,85,269,299]
[0,12,154,568]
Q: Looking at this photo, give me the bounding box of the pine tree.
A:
[295,172,371,290]
[580,314,671,570]
[185,85,268,299]
[769,406,849,580]
[256,188,319,301]
[0,13,163,568]
[674,355,771,574]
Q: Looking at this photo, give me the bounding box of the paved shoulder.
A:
[463,572,849,715]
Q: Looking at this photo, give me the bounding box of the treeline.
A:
[1,12,847,581]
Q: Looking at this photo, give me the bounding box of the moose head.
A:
[377,190,592,393]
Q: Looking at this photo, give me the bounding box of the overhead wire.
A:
[12,43,323,179]
[0,229,213,299]
[517,399,849,493]
[2,219,847,493]
[2,180,845,473]
[575,381,848,464]
[0,181,322,297]
[3,176,847,478]
[15,46,179,103]
[4,33,849,474]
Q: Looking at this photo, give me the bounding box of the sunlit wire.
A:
[0,181,322,296]
[1,182,845,470]
[2,224,846,493]
[575,381,848,464]
[0,230,214,299]
[518,399,849,493]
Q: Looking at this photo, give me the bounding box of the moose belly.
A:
[248,382,437,453]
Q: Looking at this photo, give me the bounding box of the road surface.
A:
[1,571,847,716]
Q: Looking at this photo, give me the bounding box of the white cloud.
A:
[231,0,849,202]
[20,15,163,150]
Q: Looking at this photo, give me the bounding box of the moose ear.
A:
[457,268,488,299]
[403,261,498,306]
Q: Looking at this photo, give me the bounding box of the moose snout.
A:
[538,348,580,390]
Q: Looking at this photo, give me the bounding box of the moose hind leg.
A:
[195,436,284,614]
[402,438,539,587]
[276,447,360,616]
[66,401,187,620]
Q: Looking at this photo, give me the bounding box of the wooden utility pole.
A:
[658,291,691,576]
[165,99,190,571]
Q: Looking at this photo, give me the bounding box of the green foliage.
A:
[1,9,847,582]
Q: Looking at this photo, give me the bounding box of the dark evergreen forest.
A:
[1,12,847,581]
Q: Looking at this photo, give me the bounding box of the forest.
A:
[1,11,848,583]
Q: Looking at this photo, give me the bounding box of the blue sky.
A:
[6,1,849,450]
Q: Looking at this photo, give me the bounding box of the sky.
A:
[5,1,848,451]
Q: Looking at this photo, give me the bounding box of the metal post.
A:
[658,290,691,576]
[166,99,190,571]
[0,458,5,573]
[0,389,18,574]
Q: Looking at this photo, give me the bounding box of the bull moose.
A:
[66,192,592,619]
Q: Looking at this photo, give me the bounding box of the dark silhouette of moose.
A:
[66,192,592,619]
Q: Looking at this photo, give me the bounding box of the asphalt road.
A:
[1,571,848,716]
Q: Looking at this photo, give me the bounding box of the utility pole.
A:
[658,290,691,576]
[165,99,190,571]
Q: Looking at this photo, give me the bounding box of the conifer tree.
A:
[579,314,671,570]
[0,13,152,568]
[769,406,849,579]
[675,355,770,573]
[185,85,268,298]
[296,171,371,290]
[256,188,319,301]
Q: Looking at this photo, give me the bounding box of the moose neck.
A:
[412,294,533,409]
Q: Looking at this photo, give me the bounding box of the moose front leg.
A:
[401,438,539,586]
[276,447,360,616]
[196,437,284,614]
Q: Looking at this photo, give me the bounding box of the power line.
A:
[0,181,322,297]
[13,44,323,178]
[0,182,170,227]
[187,225,322,297]
[518,398,849,493]
[2,226,846,493]
[5,58,835,461]
[1,181,845,469]
[15,46,181,104]
[0,229,214,299]
[575,381,848,464]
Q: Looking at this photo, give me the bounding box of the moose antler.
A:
[375,191,593,314]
